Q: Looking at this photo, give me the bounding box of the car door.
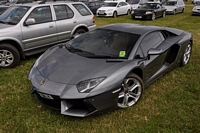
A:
[53,4,76,42]
[117,2,126,15]
[22,6,57,49]
[138,31,167,83]
[155,4,162,17]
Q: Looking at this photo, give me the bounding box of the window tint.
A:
[140,32,164,56]
[27,6,52,24]
[73,4,91,16]
[54,5,74,20]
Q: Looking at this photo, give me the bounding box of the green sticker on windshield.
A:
[119,51,126,57]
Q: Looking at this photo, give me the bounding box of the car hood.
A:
[98,7,116,10]
[29,45,136,98]
[135,9,154,12]
[35,46,128,85]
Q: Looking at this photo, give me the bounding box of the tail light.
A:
[92,17,95,23]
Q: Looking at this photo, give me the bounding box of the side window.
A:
[135,46,144,59]
[118,2,123,6]
[27,6,52,24]
[89,2,95,6]
[95,2,100,6]
[140,32,164,57]
[73,4,92,16]
[54,5,74,20]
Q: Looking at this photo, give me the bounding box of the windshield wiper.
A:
[67,46,96,56]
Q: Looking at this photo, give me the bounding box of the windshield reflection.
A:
[66,29,140,59]
[0,6,30,25]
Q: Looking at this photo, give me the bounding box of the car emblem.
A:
[40,80,45,85]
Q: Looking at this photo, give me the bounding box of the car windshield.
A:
[66,29,140,59]
[140,3,158,9]
[164,1,177,5]
[103,2,118,7]
[0,6,30,25]
[129,0,140,4]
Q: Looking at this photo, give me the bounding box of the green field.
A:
[0,2,200,133]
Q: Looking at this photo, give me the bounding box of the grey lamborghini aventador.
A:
[28,23,192,117]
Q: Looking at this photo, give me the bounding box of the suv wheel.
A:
[0,44,20,68]
[72,29,87,38]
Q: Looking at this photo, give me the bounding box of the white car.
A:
[96,1,131,17]
[192,2,200,15]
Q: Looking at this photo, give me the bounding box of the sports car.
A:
[28,23,192,117]
[131,2,166,20]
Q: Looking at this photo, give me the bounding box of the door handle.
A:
[49,25,53,28]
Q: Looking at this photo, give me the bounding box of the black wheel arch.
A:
[124,67,143,82]
[0,40,24,59]
[71,26,89,38]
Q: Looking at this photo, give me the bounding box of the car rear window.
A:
[73,4,92,16]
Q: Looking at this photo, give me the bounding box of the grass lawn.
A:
[0,1,200,133]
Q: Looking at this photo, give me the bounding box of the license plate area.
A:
[135,16,142,18]
[38,92,54,100]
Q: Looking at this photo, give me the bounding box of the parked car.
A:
[96,1,131,17]
[128,0,160,10]
[81,0,104,14]
[0,1,96,68]
[131,2,166,20]
[28,23,192,117]
[192,1,200,15]
[163,0,185,15]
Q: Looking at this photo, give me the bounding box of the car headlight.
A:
[145,11,153,14]
[107,9,113,12]
[131,10,134,14]
[76,77,106,93]
[28,54,43,80]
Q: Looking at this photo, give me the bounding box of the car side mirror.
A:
[24,18,35,26]
[147,48,163,59]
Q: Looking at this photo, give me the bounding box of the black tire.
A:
[72,29,87,38]
[113,11,117,18]
[180,43,192,67]
[118,73,144,108]
[173,10,176,15]
[181,8,184,13]
[0,44,20,68]
[127,9,131,15]
[162,11,166,18]
[151,13,156,20]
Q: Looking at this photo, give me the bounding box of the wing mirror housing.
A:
[147,48,163,59]
[24,18,35,26]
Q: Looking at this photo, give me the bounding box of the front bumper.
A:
[31,85,120,117]
[166,10,175,14]
[192,11,200,15]
[96,11,113,17]
[131,14,153,20]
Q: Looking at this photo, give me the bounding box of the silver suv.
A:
[0,1,96,68]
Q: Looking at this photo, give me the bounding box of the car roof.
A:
[99,23,164,35]
[10,1,82,7]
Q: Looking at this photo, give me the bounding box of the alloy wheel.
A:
[118,76,143,108]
